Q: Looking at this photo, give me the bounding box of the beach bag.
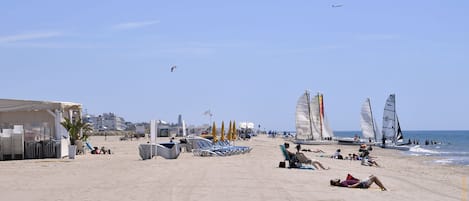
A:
[279,161,286,168]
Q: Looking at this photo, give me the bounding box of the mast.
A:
[393,95,397,143]
[368,98,377,141]
[306,91,314,140]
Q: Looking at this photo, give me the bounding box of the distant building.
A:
[83,112,126,131]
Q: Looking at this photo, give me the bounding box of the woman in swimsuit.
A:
[330,175,387,191]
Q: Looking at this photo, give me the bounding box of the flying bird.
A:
[332,4,343,8]
[170,65,177,72]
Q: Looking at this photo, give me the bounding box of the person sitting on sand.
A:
[284,143,329,170]
[330,174,387,191]
[361,156,380,167]
[100,146,111,154]
[333,149,343,159]
[91,147,100,154]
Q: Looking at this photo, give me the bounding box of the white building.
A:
[84,113,126,131]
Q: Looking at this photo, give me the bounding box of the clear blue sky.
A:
[1,1,468,131]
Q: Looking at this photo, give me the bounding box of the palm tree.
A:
[61,117,93,145]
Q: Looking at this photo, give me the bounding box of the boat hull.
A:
[337,137,377,146]
[376,142,411,151]
[290,139,337,145]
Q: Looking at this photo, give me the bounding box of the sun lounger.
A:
[188,137,252,157]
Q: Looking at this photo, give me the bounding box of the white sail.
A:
[360,98,377,141]
[382,94,404,143]
[310,94,322,140]
[295,91,334,141]
[295,91,313,140]
[321,114,334,139]
[373,119,381,140]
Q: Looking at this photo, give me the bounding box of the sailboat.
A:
[294,90,336,145]
[360,98,380,143]
[338,98,379,145]
[380,94,410,151]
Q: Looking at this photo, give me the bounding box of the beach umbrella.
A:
[227,121,232,141]
[232,121,237,141]
[220,121,225,141]
[212,122,218,143]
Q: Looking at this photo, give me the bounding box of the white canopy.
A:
[0,98,81,112]
[0,98,82,158]
[239,122,255,129]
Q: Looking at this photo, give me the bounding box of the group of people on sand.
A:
[331,144,380,167]
[91,146,112,154]
[283,142,388,191]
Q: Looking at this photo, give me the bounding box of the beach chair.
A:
[85,141,94,151]
[279,144,296,168]
[279,144,314,169]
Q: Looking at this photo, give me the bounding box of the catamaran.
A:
[294,90,336,145]
[380,94,410,151]
[338,98,379,145]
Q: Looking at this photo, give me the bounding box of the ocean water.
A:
[333,130,469,166]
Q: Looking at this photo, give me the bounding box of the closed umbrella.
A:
[212,122,218,143]
[232,121,237,141]
[220,121,225,141]
[227,121,232,141]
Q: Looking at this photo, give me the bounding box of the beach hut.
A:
[0,98,82,160]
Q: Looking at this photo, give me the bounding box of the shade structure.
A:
[220,121,225,141]
[212,122,218,143]
[227,121,232,141]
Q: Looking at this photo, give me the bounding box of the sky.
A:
[1,1,468,131]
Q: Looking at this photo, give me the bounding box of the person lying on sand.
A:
[301,148,325,153]
[330,174,387,191]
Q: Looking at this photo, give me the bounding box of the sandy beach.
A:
[0,135,467,201]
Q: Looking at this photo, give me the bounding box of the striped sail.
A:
[311,93,333,140]
[319,94,334,139]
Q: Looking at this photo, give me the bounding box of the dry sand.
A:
[0,135,467,201]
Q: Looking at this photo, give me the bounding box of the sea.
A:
[334,130,469,166]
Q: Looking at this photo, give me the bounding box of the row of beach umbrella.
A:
[211,121,238,143]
